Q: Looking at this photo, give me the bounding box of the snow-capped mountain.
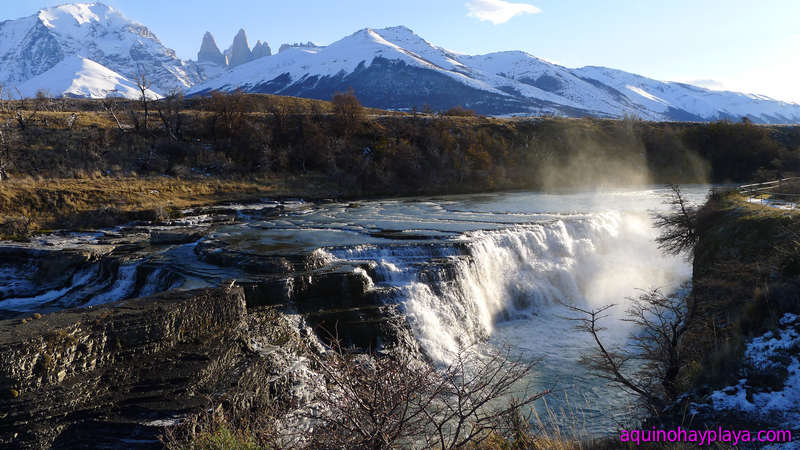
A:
[1,3,798,123]
[0,2,202,98]
[190,26,800,124]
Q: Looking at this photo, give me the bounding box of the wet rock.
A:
[195,239,315,274]
[242,266,399,349]
[0,272,407,447]
[149,229,204,245]
[0,247,95,301]
[0,285,250,447]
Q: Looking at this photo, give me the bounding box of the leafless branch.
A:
[559,287,694,415]
[652,184,698,257]
[294,340,545,449]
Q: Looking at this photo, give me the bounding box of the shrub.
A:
[442,106,477,117]
[0,216,37,240]
[331,89,365,134]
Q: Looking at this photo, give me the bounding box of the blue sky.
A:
[6,0,800,102]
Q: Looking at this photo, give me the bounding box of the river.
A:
[0,185,710,435]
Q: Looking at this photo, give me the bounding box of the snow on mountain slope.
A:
[189,25,800,122]
[189,26,581,115]
[0,2,203,95]
[194,27,505,95]
[372,26,466,72]
[573,66,800,122]
[14,55,161,99]
[189,24,800,123]
[459,51,641,117]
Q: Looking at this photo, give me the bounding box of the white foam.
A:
[327,210,690,362]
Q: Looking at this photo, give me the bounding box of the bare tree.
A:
[298,341,546,449]
[558,186,701,414]
[207,90,249,137]
[422,345,546,449]
[12,88,39,131]
[301,346,440,448]
[625,289,694,401]
[156,90,185,142]
[561,303,661,413]
[35,89,52,112]
[133,65,152,131]
[65,112,78,130]
[102,96,128,133]
[561,288,693,415]
[0,120,14,181]
[0,85,7,113]
[652,184,698,257]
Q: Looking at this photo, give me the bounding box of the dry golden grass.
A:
[0,175,342,238]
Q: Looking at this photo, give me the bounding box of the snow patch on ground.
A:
[747,197,798,210]
[708,313,800,428]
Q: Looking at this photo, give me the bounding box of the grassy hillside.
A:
[671,192,800,407]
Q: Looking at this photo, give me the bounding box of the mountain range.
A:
[1,2,799,124]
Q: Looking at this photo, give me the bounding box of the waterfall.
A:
[323,211,690,362]
[0,259,182,316]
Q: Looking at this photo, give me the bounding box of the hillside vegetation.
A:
[679,193,800,391]
[1,92,800,238]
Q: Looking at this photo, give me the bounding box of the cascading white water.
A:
[325,210,690,363]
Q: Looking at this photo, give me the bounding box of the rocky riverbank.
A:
[0,246,407,448]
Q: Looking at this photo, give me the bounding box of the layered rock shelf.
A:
[0,266,403,448]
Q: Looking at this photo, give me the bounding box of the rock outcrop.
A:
[197,31,227,66]
[0,264,409,447]
[228,29,253,67]
[278,41,322,53]
[0,286,252,447]
[252,40,272,59]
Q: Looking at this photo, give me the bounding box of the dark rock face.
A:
[519,74,564,93]
[16,22,64,81]
[241,268,398,350]
[149,229,204,245]
[0,286,248,447]
[188,56,603,117]
[197,31,227,66]
[0,247,94,302]
[245,57,542,115]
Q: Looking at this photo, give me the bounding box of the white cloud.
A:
[466,0,541,25]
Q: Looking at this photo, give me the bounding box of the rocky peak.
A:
[278,41,322,53]
[197,31,226,66]
[228,28,253,67]
[252,40,272,59]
